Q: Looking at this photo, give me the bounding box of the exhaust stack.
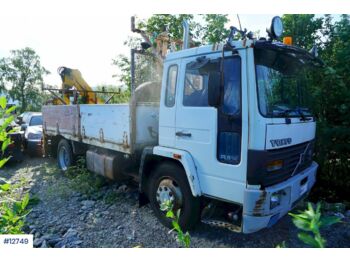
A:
[182,20,189,50]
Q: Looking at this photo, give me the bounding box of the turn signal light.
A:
[283,36,293,45]
[267,160,283,172]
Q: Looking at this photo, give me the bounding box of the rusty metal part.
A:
[156,178,183,210]
[86,150,132,181]
[253,190,267,216]
[99,128,104,143]
[201,219,241,233]
[122,132,129,149]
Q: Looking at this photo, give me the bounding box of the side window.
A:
[222,57,241,115]
[184,71,207,107]
[218,132,241,164]
[218,57,242,165]
[165,65,178,107]
[183,59,219,107]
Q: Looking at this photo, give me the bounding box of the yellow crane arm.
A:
[58,66,103,104]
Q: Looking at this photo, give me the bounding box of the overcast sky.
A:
[0,0,344,88]
[0,14,279,88]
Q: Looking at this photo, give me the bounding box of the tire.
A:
[57,139,73,171]
[148,162,200,231]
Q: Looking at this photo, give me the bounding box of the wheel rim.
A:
[58,146,69,171]
[156,178,183,210]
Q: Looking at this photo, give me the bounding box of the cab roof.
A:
[164,39,322,67]
[164,39,255,62]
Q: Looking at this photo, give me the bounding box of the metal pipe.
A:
[182,20,189,50]
[42,87,120,95]
[131,16,136,32]
[131,48,136,94]
[237,14,242,31]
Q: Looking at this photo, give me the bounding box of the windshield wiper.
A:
[271,106,293,117]
[295,107,312,121]
[274,110,291,117]
[297,108,306,121]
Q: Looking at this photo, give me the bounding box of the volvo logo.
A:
[270,138,292,148]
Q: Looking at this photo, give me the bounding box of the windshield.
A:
[29,115,42,126]
[255,48,313,118]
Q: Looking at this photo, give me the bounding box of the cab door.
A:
[159,62,180,147]
[174,51,248,203]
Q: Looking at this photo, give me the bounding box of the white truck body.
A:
[43,36,320,233]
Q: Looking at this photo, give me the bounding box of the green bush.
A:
[0,96,16,168]
[0,192,31,234]
[289,202,341,248]
[0,96,31,234]
[282,15,350,203]
[160,200,191,248]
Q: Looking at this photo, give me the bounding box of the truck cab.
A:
[149,35,320,233]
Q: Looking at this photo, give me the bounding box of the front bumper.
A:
[242,161,318,233]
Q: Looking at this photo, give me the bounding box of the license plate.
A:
[300,182,308,196]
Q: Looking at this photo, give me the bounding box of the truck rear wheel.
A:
[57,139,73,171]
[148,162,200,231]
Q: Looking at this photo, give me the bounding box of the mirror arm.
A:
[218,49,225,108]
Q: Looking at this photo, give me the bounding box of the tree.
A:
[282,14,350,202]
[112,54,132,91]
[201,14,230,44]
[113,14,231,89]
[137,14,196,42]
[0,47,49,112]
[282,14,323,49]
[313,15,350,199]
[95,85,130,104]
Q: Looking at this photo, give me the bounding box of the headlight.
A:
[270,191,283,209]
[28,133,41,140]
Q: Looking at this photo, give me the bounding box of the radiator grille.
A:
[264,141,314,186]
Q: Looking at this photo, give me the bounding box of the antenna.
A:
[237,14,242,31]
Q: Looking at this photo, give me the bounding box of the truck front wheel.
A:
[148,162,200,231]
[57,139,73,171]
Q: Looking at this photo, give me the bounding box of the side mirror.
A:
[21,124,27,131]
[208,72,221,107]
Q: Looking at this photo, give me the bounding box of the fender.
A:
[152,146,202,197]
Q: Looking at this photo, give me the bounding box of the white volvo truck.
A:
[42,17,322,233]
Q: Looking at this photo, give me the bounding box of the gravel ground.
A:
[1,156,349,248]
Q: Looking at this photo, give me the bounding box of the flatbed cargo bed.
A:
[42,102,159,155]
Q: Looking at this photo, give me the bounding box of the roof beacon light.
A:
[283,36,292,45]
[267,16,284,39]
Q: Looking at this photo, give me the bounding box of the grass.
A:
[46,157,107,200]
[65,158,107,197]
[103,190,121,205]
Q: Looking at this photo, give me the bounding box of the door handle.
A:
[176,131,192,137]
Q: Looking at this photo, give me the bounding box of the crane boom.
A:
[58,66,103,104]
